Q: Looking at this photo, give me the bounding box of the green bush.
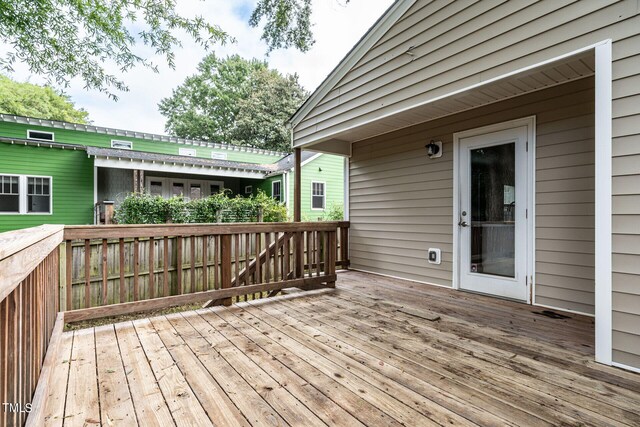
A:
[115,189,288,224]
[114,193,170,224]
[321,202,344,221]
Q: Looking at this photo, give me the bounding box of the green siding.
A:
[0,121,283,164]
[0,143,94,232]
[288,154,344,221]
[259,175,285,201]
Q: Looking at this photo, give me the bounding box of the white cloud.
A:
[2,0,393,134]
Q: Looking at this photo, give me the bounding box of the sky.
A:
[3,0,394,134]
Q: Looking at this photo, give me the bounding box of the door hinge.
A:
[526,141,529,152]
[526,209,528,219]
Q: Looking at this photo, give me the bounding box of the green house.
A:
[0,114,344,232]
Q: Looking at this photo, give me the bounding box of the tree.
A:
[0,1,339,99]
[158,53,307,152]
[0,75,89,123]
[233,68,307,152]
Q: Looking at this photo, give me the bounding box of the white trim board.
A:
[452,116,536,305]
[594,40,612,366]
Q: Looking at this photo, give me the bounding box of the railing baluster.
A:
[84,239,91,309]
[65,240,72,311]
[163,237,170,297]
[177,236,183,294]
[244,233,250,286]
[255,232,262,285]
[213,235,219,290]
[273,232,279,284]
[190,236,196,293]
[119,238,126,303]
[203,235,209,292]
[304,231,313,277]
[283,234,290,280]
[149,237,155,299]
[102,239,108,305]
[264,232,271,284]
[234,234,240,292]
[133,238,140,301]
[316,231,321,277]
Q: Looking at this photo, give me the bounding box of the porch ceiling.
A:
[303,50,595,155]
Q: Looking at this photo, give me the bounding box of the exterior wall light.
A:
[425,140,442,159]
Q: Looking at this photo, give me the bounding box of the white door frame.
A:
[453,116,536,304]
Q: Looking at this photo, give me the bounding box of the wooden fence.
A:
[60,222,348,322]
[0,225,64,427]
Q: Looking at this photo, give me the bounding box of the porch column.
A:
[294,147,301,222]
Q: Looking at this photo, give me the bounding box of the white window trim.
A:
[27,129,55,142]
[310,181,326,210]
[0,173,53,215]
[111,139,133,150]
[245,185,253,194]
[272,180,282,201]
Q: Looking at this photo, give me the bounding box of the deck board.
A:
[42,271,640,426]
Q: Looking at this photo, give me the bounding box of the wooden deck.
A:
[42,271,640,426]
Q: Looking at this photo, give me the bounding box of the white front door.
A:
[457,123,531,301]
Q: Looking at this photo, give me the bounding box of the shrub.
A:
[114,193,170,224]
[254,190,288,222]
[322,202,344,221]
[115,189,288,224]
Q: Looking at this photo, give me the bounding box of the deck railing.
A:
[0,220,349,426]
[60,221,348,322]
[0,225,64,427]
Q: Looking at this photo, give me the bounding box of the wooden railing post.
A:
[220,234,232,306]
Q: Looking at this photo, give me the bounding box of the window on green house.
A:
[311,182,325,209]
[0,175,20,213]
[27,177,51,213]
[272,181,281,201]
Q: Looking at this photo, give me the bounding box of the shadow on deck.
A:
[41,271,640,427]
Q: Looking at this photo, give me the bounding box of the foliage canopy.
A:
[158,53,307,152]
[0,75,89,123]
[0,0,341,98]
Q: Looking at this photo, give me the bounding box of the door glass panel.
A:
[190,184,202,200]
[470,143,515,278]
[172,182,185,197]
[150,181,163,196]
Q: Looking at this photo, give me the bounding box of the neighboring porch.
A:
[42,271,640,427]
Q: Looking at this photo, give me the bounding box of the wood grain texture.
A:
[31,271,640,427]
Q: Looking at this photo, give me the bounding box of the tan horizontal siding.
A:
[349,79,595,313]
[295,1,639,144]
[611,35,640,368]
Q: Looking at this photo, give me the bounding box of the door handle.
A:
[458,220,469,227]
